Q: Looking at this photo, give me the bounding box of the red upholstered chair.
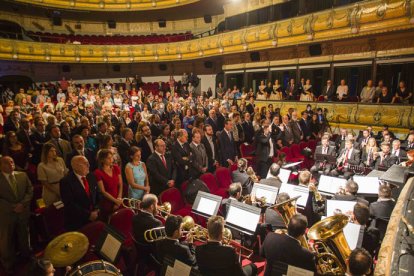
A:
[290,144,305,161]
[215,167,232,190]
[159,187,185,214]
[229,163,238,172]
[109,208,135,247]
[199,173,228,198]
[318,95,325,101]
[308,139,317,151]
[41,204,65,240]
[299,141,308,152]
[280,146,301,163]
[180,180,189,194]
[240,143,256,167]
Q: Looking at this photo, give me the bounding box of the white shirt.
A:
[268,135,274,158]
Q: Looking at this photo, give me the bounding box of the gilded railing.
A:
[13,0,200,11]
[0,0,413,63]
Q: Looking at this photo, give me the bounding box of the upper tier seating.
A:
[27,31,193,45]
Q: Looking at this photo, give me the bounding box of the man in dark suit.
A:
[264,192,289,231]
[3,110,20,133]
[357,129,372,150]
[288,111,303,144]
[216,107,226,132]
[352,203,380,256]
[132,194,163,268]
[196,216,257,276]
[218,119,237,166]
[29,118,49,165]
[255,119,274,179]
[373,142,398,170]
[205,109,218,134]
[335,128,348,150]
[189,129,208,179]
[241,112,255,144]
[16,118,32,153]
[310,136,336,176]
[231,158,253,195]
[66,135,97,171]
[321,79,335,101]
[332,179,369,206]
[127,112,142,135]
[137,125,155,163]
[260,163,282,188]
[285,78,297,100]
[202,124,219,173]
[117,128,135,165]
[246,96,255,114]
[391,139,407,163]
[155,215,196,266]
[299,111,311,141]
[146,139,176,195]
[0,156,33,274]
[60,156,100,231]
[347,248,373,276]
[171,129,191,187]
[261,214,316,275]
[330,139,361,179]
[280,115,294,146]
[370,185,395,221]
[148,115,162,138]
[47,125,72,162]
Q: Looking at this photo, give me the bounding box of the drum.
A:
[68,260,121,276]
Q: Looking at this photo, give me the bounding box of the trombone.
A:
[121,198,171,219]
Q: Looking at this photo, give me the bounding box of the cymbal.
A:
[44,232,89,267]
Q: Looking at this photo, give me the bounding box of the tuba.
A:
[270,196,310,250]
[307,214,351,275]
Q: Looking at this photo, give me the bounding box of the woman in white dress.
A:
[300,79,315,101]
[271,79,283,100]
[336,79,349,101]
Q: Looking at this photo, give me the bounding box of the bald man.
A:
[0,156,33,274]
[60,156,100,231]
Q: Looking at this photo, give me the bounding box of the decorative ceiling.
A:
[12,0,201,11]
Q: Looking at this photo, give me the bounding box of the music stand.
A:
[251,183,279,205]
[314,153,337,165]
[225,201,261,262]
[268,168,291,184]
[352,175,380,197]
[161,256,202,276]
[318,175,347,196]
[95,225,125,264]
[278,183,309,208]
[192,191,222,218]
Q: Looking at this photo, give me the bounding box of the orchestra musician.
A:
[391,139,407,163]
[360,138,378,169]
[264,192,290,231]
[352,203,380,256]
[400,149,414,168]
[132,194,163,245]
[155,215,196,267]
[261,214,316,274]
[373,142,398,170]
[195,216,258,276]
[331,179,369,206]
[346,248,372,276]
[330,139,361,179]
[310,135,336,176]
[259,163,282,189]
[221,182,242,217]
[370,185,395,222]
[298,170,323,226]
[231,158,254,195]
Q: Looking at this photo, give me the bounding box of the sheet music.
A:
[279,183,309,207]
[197,197,218,216]
[173,260,191,276]
[326,200,357,217]
[318,175,347,195]
[279,168,291,184]
[165,265,174,276]
[352,176,380,195]
[100,233,121,263]
[287,265,314,276]
[252,183,278,204]
[226,205,261,232]
[282,161,303,169]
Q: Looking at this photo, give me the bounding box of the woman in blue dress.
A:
[125,146,149,200]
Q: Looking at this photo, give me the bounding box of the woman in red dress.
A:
[95,149,123,222]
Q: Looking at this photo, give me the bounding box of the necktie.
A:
[344,150,350,165]
[228,131,232,141]
[161,155,167,169]
[81,176,90,197]
[323,147,327,155]
[9,174,18,197]
[381,154,387,166]
[56,139,64,156]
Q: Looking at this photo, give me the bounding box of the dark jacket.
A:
[259,177,282,189]
[261,232,316,275]
[132,210,163,245]
[155,239,196,266]
[60,172,100,231]
[196,241,245,276]
[332,194,369,206]
[242,121,255,144]
[136,137,154,163]
[171,141,191,186]
[231,170,253,195]
[65,148,97,171]
[370,199,395,220]
[146,152,176,195]
[218,130,237,166]
[254,130,273,162]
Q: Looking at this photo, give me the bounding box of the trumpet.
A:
[157,202,172,219]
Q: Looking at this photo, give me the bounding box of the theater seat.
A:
[159,187,185,214]
[215,167,233,190]
[41,204,65,240]
[200,173,228,199]
[109,208,135,247]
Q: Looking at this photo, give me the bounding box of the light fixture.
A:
[219,48,224,53]
[126,2,131,8]
[351,27,358,34]
[272,40,277,46]
[198,51,203,56]
[243,44,248,50]
[130,57,134,61]
[76,57,80,62]
[154,55,159,60]
[410,17,414,24]
[70,0,75,6]
[177,54,182,59]
[99,1,104,8]
[103,56,108,62]
[12,54,18,59]
[152,1,156,7]
[45,55,50,61]
[307,33,314,40]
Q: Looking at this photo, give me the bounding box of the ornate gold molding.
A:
[14,0,200,11]
[1,0,413,63]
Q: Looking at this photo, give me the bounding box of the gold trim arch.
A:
[0,0,413,63]
[14,0,200,11]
